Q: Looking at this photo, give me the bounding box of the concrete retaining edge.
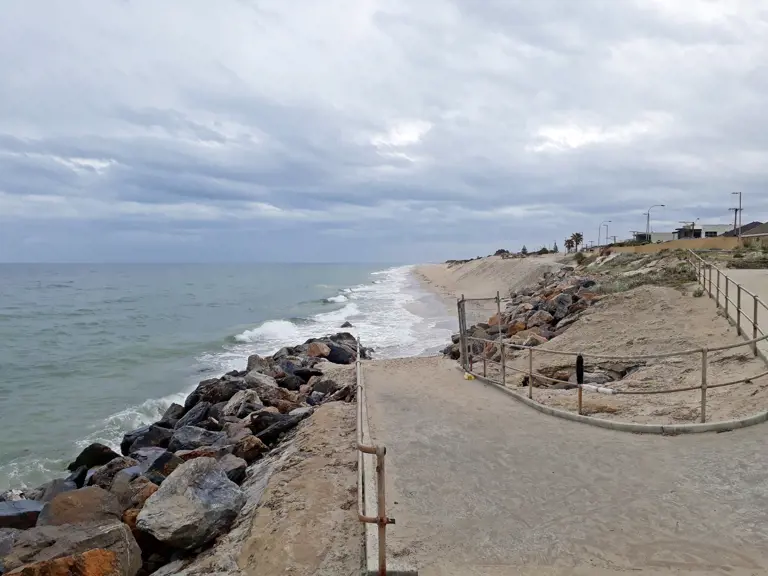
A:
[358,361,418,576]
[459,366,768,434]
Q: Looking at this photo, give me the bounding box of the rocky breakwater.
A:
[443,266,604,363]
[0,331,368,576]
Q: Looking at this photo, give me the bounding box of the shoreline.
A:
[0,331,366,574]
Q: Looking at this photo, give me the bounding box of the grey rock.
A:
[277,374,304,391]
[67,442,120,471]
[143,451,185,485]
[168,426,228,452]
[288,406,314,419]
[130,446,167,469]
[243,371,279,391]
[222,390,262,418]
[548,293,574,322]
[218,454,247,484]
[313,379,340,395]
[136,457,246,550]
[38,478,78,503]
[1,520,141,576]
[555,312,583,331]
[222,422,251,444]
[174,401,212,430]
[308,391,325,405]
[527,309,554,328]
[246,354,272,374]
[67,465,89,489]
[89,456,139,490]
[127,424,173,453]
[159,402,186,426]
[0,500,44,529]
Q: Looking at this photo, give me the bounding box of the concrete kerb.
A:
[457,366,768,434]
[358,359,418,576]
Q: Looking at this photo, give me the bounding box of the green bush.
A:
[574,252,587,265]
[693,288,704,298]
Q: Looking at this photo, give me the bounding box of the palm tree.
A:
[564,238,575,253]
[570,232,584,252]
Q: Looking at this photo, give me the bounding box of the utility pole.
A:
[729,207,738,234]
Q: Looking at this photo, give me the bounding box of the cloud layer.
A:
[2,0,767,262]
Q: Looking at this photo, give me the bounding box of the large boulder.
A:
[158,403,186,428]
[547,293,574,322]
[0,501,45,529]
[292,367,323,383]
[221,390,262,418]
[36,487,122,527]
[168,426,228,453]
[246,354,273,374]
[244,372,300,413]
[123,425,172,454]
[142,452,184,485]
[325,343,354,365]
[10,548,124,576]
[184,378,246,411]
[110,474,159,513]
[37,478,78,503]
[307,342,331,358]
[68,443,120,472]
[276,374,303,391]
[173,402,211,430]
[232,436,268,464]
[255,414,303,446]
[1,521,141,576]
[527,310,554,328]
[136,458,246,550]
[313,379,341,395]
[90,457,139,491]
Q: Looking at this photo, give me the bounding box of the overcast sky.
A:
[1,0,767,263]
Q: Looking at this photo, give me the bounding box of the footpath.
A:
[363,355,768,575]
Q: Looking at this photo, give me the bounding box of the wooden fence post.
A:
[701,348,708,423]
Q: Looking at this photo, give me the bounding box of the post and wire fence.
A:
[456,253,768,424]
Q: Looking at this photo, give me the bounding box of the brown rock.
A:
[527,310,554,328]
[523,334,548,347]
[487,313,501,327]
[232,436,268,463]
[122,509,139,533]
[577,291,602,303]
[270,399,300,414]
[175,446,230,462]
[110,474,158,512]
[506,321,527,336]
[12,548,122,576]
[299,384,311,395]
[307,342,331,358]
[36,487,122,527]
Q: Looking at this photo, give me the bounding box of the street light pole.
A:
[732,192,742,242]
[604,223,610,245]
[599,220,611,247]
[646,204,665,243]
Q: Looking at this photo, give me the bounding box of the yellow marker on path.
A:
[464,373,475,380]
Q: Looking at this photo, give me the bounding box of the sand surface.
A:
[414,255,563,302]
[363,355,768,574]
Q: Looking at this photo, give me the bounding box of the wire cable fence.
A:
[456,252,768,423]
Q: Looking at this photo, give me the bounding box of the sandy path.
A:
[363,355,768,575]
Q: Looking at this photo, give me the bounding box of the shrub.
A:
[574,252,587,265]
[693,288,704,297]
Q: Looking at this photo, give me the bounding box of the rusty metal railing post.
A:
[358,443,395,575]
[497,291,505,385]
[754,296,759,357]
[737,285,742,336]
[716,269,721,307]
[701,348,708,423]
[725,276,729,318]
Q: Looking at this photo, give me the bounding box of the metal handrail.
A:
[457,252,768,422]
[355,337,395,575]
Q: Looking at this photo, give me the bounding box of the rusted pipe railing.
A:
[355,337,395,576]
[358,442,395,575]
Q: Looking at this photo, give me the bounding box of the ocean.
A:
[0,263,455,491]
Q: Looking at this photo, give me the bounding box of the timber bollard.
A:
[576,354,584,415]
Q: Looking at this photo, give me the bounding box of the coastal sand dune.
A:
[415,254,563,301]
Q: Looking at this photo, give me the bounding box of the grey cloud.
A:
[1,0,767,262]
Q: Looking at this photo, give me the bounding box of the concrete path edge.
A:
[461,366,768,434]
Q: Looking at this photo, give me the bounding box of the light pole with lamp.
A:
[598,220,611,247]
[732,192,742,242]
[646,204,665,243]
[603,222,610,245]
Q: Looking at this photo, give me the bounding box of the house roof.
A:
[742,222,768,237]
[723,221,764,237]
